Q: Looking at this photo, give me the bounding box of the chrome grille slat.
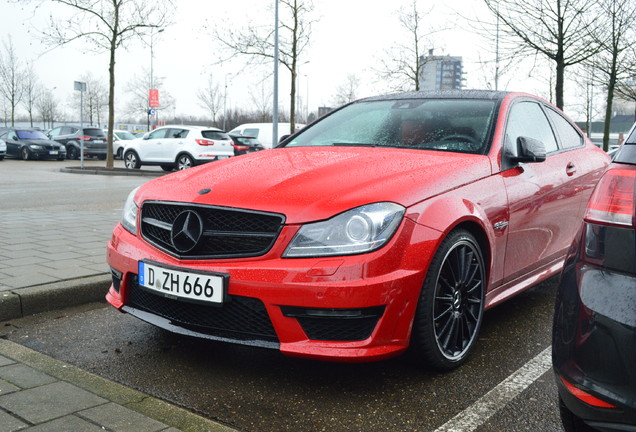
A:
[140,202,285,259]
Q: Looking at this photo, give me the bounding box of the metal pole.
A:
[272,0,279,147]
[80,87,84,168]
[223,74,228,130]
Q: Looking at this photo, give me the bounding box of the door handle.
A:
[566,162,577,176]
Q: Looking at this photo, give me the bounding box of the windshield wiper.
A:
[332,142,378,147]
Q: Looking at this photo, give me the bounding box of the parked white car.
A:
[229,122,305,148]
[106,130,138,159]
[123,125,233,171]
[0,138,6,160]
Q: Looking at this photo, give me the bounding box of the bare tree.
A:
[197,73,223,127]
[616,74,636,119]
[124,69,174,128]
[376,0,436,92]
[73,72,108,126]
[248,79,273,123]
[482,0,601,109]
[333,74,360,106]
[0,37,24,126]
[22,63,39,127]
[36,87,62,129]
[214,0,315,134]
[590,0,636,151]
[39,0,172,168]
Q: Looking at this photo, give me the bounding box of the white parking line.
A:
[434,346,552,432]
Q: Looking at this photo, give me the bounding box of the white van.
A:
[229,123,305,149]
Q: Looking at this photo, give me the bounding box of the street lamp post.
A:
[149,28,164,130]
[272,0,279,147]
[74,81,86,168]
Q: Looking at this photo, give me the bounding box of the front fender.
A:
[405,174,509,289]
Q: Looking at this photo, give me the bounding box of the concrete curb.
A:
[0,339,237,432]
[0,275,112,321]
[60,167,165,177]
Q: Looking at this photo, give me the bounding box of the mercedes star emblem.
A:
[170,210,204,253]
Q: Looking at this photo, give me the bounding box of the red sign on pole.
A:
[149,88,160,108]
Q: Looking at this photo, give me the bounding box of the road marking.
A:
[434,346,552,432]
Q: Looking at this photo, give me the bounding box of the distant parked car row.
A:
[0,123,267,166]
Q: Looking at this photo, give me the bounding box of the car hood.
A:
[136,147,493,224]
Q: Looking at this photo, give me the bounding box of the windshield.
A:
[17,130,48,140]
[285,99,497,154]
[114,131,136,140]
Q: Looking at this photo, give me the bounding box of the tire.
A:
[67,145,79,160]
[97,155,106,160]
[176,154,194,170]
[160,164,174,172]
[0,156,4,161]
[559,397,596,432]
[124,151,141,169]
[412,229,486,370]
[21,147,31,161]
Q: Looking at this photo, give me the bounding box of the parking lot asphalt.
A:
[0,164,235,432]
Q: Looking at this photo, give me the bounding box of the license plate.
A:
[49,150,58,155]
[93,140,104,144]
[138,261,226,304]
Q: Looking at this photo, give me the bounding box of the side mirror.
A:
[510,136,546,163]
[279,134,290,143]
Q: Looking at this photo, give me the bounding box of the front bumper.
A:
[106,218,440,362]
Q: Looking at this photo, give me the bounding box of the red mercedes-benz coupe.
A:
[107,91,609,370]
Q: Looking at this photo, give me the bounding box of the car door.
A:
[501,100,585,283]
[162,128,189,162]
[139,127,170,161]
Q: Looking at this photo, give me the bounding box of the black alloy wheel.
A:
[21,147,31,160]
[124,151,141,169]
[176,154,194,170]
[412,229,485,370]
[67,145,79,160]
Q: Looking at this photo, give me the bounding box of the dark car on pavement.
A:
[553,123,636,432]
[47,126,108,160]
[0,128,66,160]
[229,133,265,156]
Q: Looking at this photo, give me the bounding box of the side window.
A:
[148,128,169,139]
[64,127,75,134]
[505,101,559,155]
[49,127,61,137]
[243,128,260,138]
[545,108,582,149]
[8,131,18,140]
[170,128,189,139]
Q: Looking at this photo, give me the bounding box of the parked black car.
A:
[0,128,66,160]
[553,123,636,432]
[229,133,265,156]
[47,126,107,160]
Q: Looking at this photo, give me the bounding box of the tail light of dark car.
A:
[232,143,250,151]
[79,136,94,141]
[585,166,636,228]
[195,139,215,146]
[582,164,636,272]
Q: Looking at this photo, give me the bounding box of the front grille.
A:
[127,275,278,344]
[141,202,285,259]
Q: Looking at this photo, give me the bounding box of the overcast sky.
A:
[0,0,555,124]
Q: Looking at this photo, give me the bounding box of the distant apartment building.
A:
[418,50,464,90]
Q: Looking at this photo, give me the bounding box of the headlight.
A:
[121,187,140,235]
[283,202,405,258]
[29,144,43,150]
